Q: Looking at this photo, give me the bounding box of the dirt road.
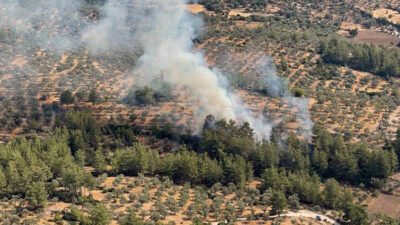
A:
[270,210,340,225]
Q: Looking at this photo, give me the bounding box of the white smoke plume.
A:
[0,0,314,140]
[132,0,273,139]
[259,58,314,140]
[0,0,85,53]
[81,0,135,53]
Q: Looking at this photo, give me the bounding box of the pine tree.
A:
[323,178,341,209]
[0,166,7,192]
[26,181,48,209]
[271,190,286,215]
[344,203,370,225]
[75,149,86,167]
[88,88,100,106]
[389,148,398,173]
[287,194,300,210]
[260,167,279,191]
[61,163,86,198]
[312,148,328,175]
[5,161,22,193]
[93,150,107,174]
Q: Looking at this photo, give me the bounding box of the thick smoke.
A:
[132,0,272,139]
[0,0,313,140]
[260,58,314,139]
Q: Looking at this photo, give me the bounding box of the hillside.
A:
[1,0,400,225]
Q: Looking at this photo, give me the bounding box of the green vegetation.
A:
[1,108,399,224]
[322,37,400,77]
[60,90,75,105]
[292,88,305,97]
[123,86,172,106]
[199,0,267,13]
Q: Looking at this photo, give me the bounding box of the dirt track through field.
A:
[270,210,340,225]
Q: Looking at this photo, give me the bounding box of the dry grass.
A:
[366,173,400,218]
[340,21,363,30]
[186,4,206,14]
[10,56,28,67]
[229,9,253,17]
[373,8,400,24]
[368,193,400,218]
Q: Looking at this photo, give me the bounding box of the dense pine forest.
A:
[1,108,400,224]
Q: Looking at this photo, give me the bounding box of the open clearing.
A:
[354,29,400,47]
[186,4,206,14]
[368,193,400,218]
[373,8,400,24]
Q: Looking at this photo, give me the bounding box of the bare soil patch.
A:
[229,9,253,17]
[368,193,400,218]
[354,29,400,47]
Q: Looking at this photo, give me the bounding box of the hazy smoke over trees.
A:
[0,0,313,140]
[131,0,273,139]
[0,0,142,54]
[260,58,313,139]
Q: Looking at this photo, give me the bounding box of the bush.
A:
[60,90,75,105]
[292,88,305,97]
